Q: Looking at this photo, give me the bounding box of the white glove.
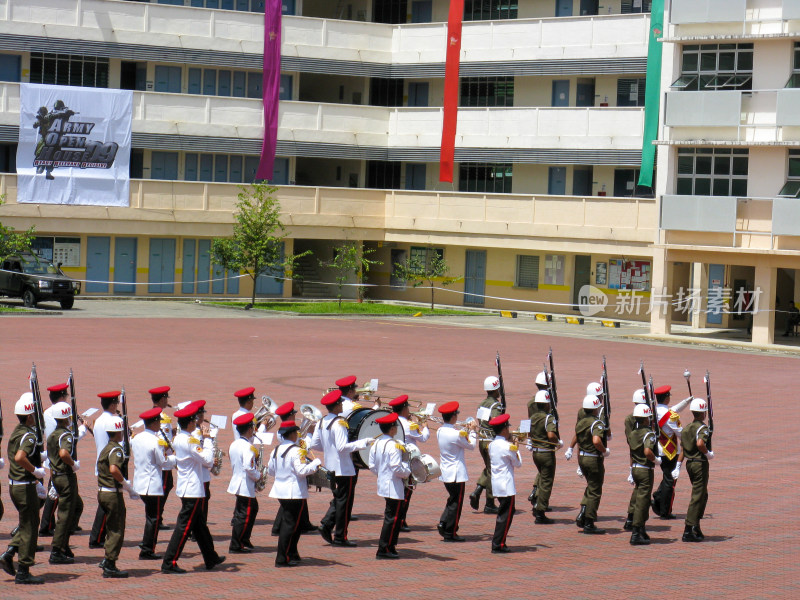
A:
[310,458,322,469]
[48,484,59,500]
[208,426,218,439]
[557,440,564,449]
[33,467,46,480]
[78,424,88,440]
[0,457,5,468]
[564,447,574,461]
[576,466,584,478]
[654,456,662,466]
[706,450,714,460]
[603,448,611,458]
[627,467,634,486]
[358,438,374,450]
[607,432,613,441]
[121,478,135,494]
[36,481,47,499]
[671,462,681,480]
[71,459,81,472]
[40,451,48,464]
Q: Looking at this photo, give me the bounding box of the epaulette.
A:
[189,436,200,446]
[160,414,171,424]
[250,445,258,458]
[337,418,348,427]
[459,429,469,438]
[409,423,419,431]
[395,442,405,452]
[157,439,168,447]
[509,443,518,452]
[298,438,307,449]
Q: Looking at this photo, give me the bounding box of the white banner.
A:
[17,83,132,206]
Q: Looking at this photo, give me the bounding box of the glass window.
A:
[247,72,262,98]
[675,148,748,197]
[151,152,178,180]
[29,53,109,88]
[154,65,181,93]
[516,255,539,289]
[779,150,800,197]
[203,69,217,95]
[218,70,232,96]
[245,156,260,182]
[233,71,247,97]
[214,155,229,182]
[464,0,518,20]
[188,68,202,95]
[185,154,198,182]
[0,54,21,82]
[229,155,243,183]
[199,154,214,182]
[458,163,512,193]
[674,44,753,91]
[460,77,514,107]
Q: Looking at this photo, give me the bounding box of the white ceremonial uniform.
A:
[489,436,522,497]
[368,436,411,500]
[309,413,369,476]
[398,415,430,445]
[132,429,177,496]
[227,437,260,498]
[159,413,175,470]
[173,429,214,498]
[93,410,116,475]
[231,408,250,441]
[267,441,320,499]
[340,396,360,417]
[437,424,477,483]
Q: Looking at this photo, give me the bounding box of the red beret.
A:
[140,407,163,421]
[654,385,672,396]
[438,401,459,415]
[321,389,343,406]
[234,387,256,399]
[174,403,199,418]
[47,383,69,393]
[149,386,170,396]
[98,390,121,400]
[375,412,399,425]
[190,400,207,412]
[335,375,357,388]
[388,394,409,408]
[489,414,510,427]
[275,402,295,417]
[233,412,255,427]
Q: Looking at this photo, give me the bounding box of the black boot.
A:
[0,546,17,577]
[103,560,129,578]
[692,525,705,540]
[483,498,498,515]
[527,485,538,505]
[49,549,75,564]
[682,524,703,542]
[623,513,634,531]
[14,565,44,585]
[629,526,650,545]
[582,519,606,534]
[469,485,483,510]
[575,505,586,528]
[640,525,650,541]
[533,509,553,525]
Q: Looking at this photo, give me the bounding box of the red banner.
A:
[439,0,464,183]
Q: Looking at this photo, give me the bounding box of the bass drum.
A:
[347,408,405,470]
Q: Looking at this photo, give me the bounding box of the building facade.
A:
[0,0,656,318]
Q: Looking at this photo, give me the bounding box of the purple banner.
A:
[256,0,282,181]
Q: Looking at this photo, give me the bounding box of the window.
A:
[409,246,444,275]
[676,148,748,197]
[673,44,753,91]
[405,163,426,190]
[151,152,179,180]
[279,74,293,101]
[373,0,408,24]
[0,143,17,173]
[617,78,646,107]
[786,43,800,88]
[460,77,514,107]
[152,0,269,10]
[458,163,512,193]
[154,65,182,93]
[184,66,261,98]
[544,254,565,286]
[778,150,800,198]
[464,0,518,20]
[120,61,147,91]
[0,54,21,82]
[516,255,540,289]
[369,78,404,107]
[367,161,401,189]
[29,53,109,88]
[184,153,283,184]
[621,0,651,12]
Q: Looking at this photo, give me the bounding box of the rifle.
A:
[68,368,78,460]
[119,385,131,478]
[29,363,46,453]
[600,355,611,443]
[542,362,560,438]
[704,370,713,451]
[547,347,558,405]
[495,351,507,411]
[647,374,659,438]
[0,391,4,444]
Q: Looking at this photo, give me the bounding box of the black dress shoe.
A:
[319,527,333,544]
[88,541,104,549]
[63,546,75,558]
[97,559,107,569]
[349,515,359,521]
[158,523,171,531]
[138,550,163,560]
[275,560,300,567]
[331,539,357,547]
[660,513,676,520]
[229,547,251,554]
[437,523,446,538]
[575,506,587,528]
[692,525,704,540]
[483,505,499,515]
[443,534,466,542]
[205,555,226,570]
[682,525,703,542]
[623,515,634,531]
[35,545,44,552]
[301,524,319,534]
[103,561,129,579]
[161,563,187,574]
[242,540,254,549]
[527,486,538,505]
[72,526,83,532]
[14,568,44,585]
[491,546,511,554]
[469,492,480,511]
[399,524,411,532]
[375,551,400,559]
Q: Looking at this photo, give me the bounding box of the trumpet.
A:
[299,403,322,437]
[254,395,278,432]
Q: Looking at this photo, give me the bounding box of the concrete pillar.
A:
[691,262,709,329]
[751,262,776,345]
[792,270,800,305]
[650,248,673,335]
[282,237,294,298]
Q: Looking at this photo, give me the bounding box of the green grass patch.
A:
[0,305,28,313]
[207,301,477,315]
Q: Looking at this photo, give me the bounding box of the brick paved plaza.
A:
[0,307,794,598]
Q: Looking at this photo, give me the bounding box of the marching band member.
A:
[336,375,361,416]
[575,395,610,534]
[89,391,122,550]
[435,401,477,542]
[193,402,214,523]
[470,376,505,514]
[623,389,648,531]
[160,401,225,574]
[680,397,713,543]
[227,413,261,553]
[651,385,691,520]
[390,394,430,531]
[232,387,256,441]
[527,390,563,524]
[45,401,81,565]
[310,389,372,547]
[369,412,411,559]
[268,420,321,567]
[148,386,174,531]
[0,394,47,584]
[488,414,521,553]
[626,404,660,545]
[96,415,138,578]
[131,407,177,560]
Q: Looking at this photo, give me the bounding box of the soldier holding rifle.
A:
[626,403,660,545]
[680,395,714,543]
[89,391,123,549]
[469,375,504,514]
[527,389,562,524]
[45,401,81,564]
[574,394,610,535]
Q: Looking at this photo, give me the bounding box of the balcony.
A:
[669,0,798,38]
[0,0,649,66]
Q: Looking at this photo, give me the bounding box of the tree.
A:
[392,247,462,310]
[211,183,309,308]
[0,197,35,261]
[321,241,382,307]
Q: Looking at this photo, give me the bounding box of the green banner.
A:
[638,0,664,188]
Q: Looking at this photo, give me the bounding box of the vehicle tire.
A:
[22,288,37,308]
[60,297,75,310]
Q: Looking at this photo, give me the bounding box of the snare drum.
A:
[307,466,334,491]
[410,453,442,484]
[347,408,405,470]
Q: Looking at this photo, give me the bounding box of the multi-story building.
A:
[651,0,800,344]
[0,0,656,318]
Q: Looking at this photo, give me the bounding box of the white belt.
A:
[531,447,554,453]
[579,451,599,457]
[632,464,653,470]
[8,480,36,486]
[98,486,121,493]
